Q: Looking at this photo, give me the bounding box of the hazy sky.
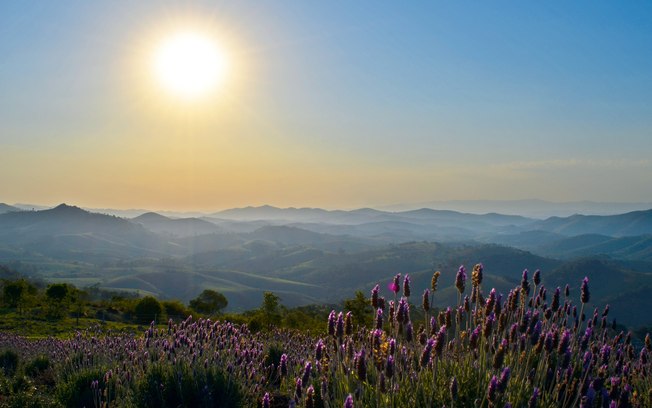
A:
[2,2,652,211]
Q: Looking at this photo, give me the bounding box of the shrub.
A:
[55,367,106,408]
[134,296,164,324]
[134,363,241,407]
[162,300,192,321]
[189,289,228,315]
[24,355,50,377]
[0,349,19,376]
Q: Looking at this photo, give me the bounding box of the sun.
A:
[153,31,227,100]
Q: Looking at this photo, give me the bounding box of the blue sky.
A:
[1,1,651,210]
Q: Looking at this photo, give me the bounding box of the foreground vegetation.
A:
[0,264,651,407]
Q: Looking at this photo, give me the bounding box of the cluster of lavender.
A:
[1,264,651,407]
[264,266,651,407]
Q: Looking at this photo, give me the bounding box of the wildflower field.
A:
[1,265,651,407]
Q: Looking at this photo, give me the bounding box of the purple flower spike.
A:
[262,392,270,408]
[581,277,590,304]
[533,269,541,286]
[355,349,366,381]
[336,312,344,338]
[386,354,395,378]
[498,367,510,393]
[403,274,411,297]
[390,274,401,294]
[521,269,531,295]
[327,310,336,336]
[487,375,498,402]
[344,394,354,408]
[422,289,430,312]
[376,308,384,330]
[280,354,288,377]
[345,311,353,335]
[472,263,483,287]
[315,339,324,361]
[371,285,380,308]
[295,377,303,400]
[420,338,434,367]
[455,265,466,294]
[302,361,312,385]
[528,387,540,408]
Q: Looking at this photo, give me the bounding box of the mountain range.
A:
[1,202,652,327]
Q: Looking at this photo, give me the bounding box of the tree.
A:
[260,292,282,327]
[134,296,164,324]
[46,283,70,302]
[45,283,72,319]
[163,300,192,320]
[344,290,373,328]
[189,289,228,315]
[3,280,26,309]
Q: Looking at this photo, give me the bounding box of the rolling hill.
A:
[1,203,652,326]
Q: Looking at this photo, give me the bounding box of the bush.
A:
[162,300,192,321]
[0,349,19,376]
[263,343,285,388]
[24,355,50,377]
[134,363,242,407]
[189,289,228,315]
[55,367,106,407]
[134,296,164,324]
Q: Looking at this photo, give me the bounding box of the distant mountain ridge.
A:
[530,209,652,237]
[1,203,652,326]
[0,203,20,214]
[132,212,224,237]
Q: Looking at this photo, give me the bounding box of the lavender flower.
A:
[262,393,270,408]
[420,338,434,367]
[487,375,498,403]
[483,312,495,337]
[406,322,414,342]
[469,325,481,350]
[327,310,336,336]
[315,339,324,361]
[391,274,401,294]
[336,312,344,338]
[551,287,560,312]
[558,329,571,355]
[371,284,379,308]
[455,265,466,294]
[472,263,483,287]
[302,361,312,385]
[305,385,315,408]
[422,289,430,312]
[497,367,510,393]
[355,349,366,381]
[431,270,441,291]
[386,355,395,378]
[295,377,303,401]
[493,338,508,369]
[581,277,590,304]
[533,269,541,286]
[403,274,411,297]
[375,308,383,330]
[344,394,354,408]
[345,311,353,335]
[280,353,288,377]
[521,269,531,295]
[528,387,540,408]
[396,298,408,324]
[434,325,447,357]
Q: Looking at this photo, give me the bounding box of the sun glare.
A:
[153,31,227,100]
